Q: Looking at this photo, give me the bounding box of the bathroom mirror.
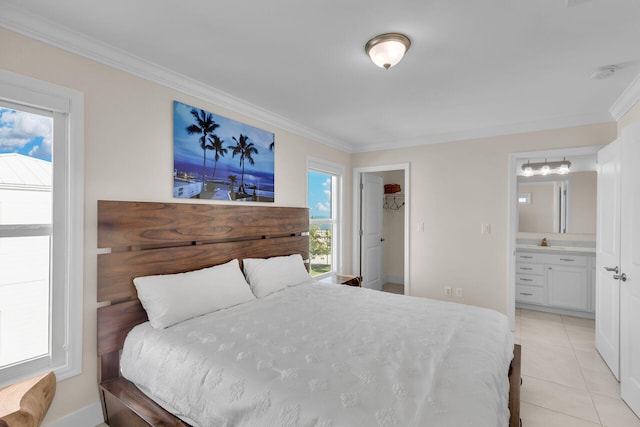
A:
[517,171,596,234]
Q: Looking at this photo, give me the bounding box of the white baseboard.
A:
[45,401,103,427]
[516,303,595,319]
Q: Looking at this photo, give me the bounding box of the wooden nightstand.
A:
[319,274,361,287]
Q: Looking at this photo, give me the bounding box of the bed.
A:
[97,200,521,427]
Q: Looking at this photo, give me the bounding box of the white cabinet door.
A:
[596,139,622,379]
[547,265,589,311]
[620,124,640,417]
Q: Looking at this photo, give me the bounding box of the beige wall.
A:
[352,122,617,313]
[569,171,597,234]
[0,28,351,425]
[618,99,640,133]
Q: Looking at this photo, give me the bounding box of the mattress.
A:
[121,281,514,426]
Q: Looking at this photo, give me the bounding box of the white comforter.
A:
[121,281,514,427]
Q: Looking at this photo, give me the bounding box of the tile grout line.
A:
[561,314,605,426]
[522,401,603,426]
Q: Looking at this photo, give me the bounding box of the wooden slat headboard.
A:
[97,200,309,382]
[98,201,309,250]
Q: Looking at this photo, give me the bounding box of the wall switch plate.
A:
[455,288,463,297]
[481,223,491,235]
[417,222,425,232]
[444,286,452,297]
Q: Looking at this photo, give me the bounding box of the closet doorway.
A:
[353,164,410,295]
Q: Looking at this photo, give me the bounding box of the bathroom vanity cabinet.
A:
[516,250,595,317]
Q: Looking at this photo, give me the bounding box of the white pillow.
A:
[133,259,255,329]
[243,254,312,298]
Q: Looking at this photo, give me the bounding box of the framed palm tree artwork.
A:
[173,101,275,202]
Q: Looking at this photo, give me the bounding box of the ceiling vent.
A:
[590,65,619,80]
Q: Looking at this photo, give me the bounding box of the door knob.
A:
[613,273,627,282]
[380,238,385,242]
[604,266,619,274]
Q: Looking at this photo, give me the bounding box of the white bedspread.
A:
[121,281,514,427]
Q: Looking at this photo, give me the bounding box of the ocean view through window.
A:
[308,159,343,278]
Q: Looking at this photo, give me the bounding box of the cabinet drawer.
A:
[516,263,544,275]
[546,254,587,267]
[516,285,545,304]
[516,252,543,263]
[516,251,589,267]
[516,273,544,287]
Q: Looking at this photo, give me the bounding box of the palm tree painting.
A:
[208,134,227,183]
[230,134,258,190]
[185,108,219,196]
[173,101,274,202]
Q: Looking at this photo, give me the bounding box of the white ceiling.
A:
[2,0,640,152]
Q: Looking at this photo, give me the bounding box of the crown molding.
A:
[352,111,614,153]
[0,2,353,153]
[609,71,640,121]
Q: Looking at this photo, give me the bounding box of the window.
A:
[518,193,531,204]
[0,71,83,386]
[307,159,343,278]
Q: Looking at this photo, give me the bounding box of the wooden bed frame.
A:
[96,200,521,426]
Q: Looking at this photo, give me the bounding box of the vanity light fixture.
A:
[365,33,411,69]
[521,158,571,176]
[558,158,571,174]
[540,162,551,176]
[522,161,534,177]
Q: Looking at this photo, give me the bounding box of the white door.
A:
[361,173,384,290]
[620,124,640,416]
[596,140,622,379]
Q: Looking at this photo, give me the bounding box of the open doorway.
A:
[507,146,601,328]
[353,164,410,295]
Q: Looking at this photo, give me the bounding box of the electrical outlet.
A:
[455,288,463,297]
[444,286,452,297]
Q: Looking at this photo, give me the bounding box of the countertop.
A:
[516,244,595,254]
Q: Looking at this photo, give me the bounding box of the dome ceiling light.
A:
[365,33,411,70]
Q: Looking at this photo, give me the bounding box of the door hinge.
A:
[360,183,364,190]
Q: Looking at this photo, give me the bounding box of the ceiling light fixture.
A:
[365,33,411,70]
[521,158,571,176]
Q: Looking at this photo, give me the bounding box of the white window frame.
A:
[307,157,344,279]
[0,70,84,386]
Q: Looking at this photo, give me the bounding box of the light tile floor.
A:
[516,308,640,427]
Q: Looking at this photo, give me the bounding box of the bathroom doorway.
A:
[507,146,601,328]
